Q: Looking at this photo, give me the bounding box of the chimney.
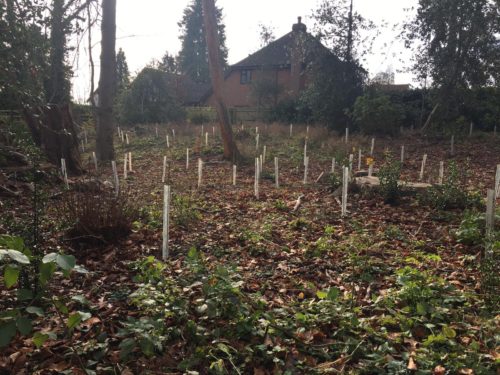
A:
[292,16,307,33]
[290,17,306,97]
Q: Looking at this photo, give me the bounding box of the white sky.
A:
[72,0,418,102]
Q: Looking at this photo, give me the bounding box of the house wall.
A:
[205,67,306,108]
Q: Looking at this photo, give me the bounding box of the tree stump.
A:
[24,104,84,175]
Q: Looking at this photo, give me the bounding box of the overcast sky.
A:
[72,0,418,102]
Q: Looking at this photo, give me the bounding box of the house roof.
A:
[231,29,330,70]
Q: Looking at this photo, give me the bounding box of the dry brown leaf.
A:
[407,356,417,371]
[433,365,446,375]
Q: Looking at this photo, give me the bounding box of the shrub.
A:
[454,211,485,246]
[352,93,405,135]
[117,67,185,125]
[172,194,201,227]
[63,188,139,245]
[419,162,482,210]
[378,155,402,204]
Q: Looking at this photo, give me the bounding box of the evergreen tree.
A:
[404,0,500,123]
[177,0,227,84]
[116,48,130,94]
[158,52,178,74]
[0,0,49,108]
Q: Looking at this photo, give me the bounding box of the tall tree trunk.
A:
[95,0,116,162]
[201,0,240,162]
[48,0,68,104]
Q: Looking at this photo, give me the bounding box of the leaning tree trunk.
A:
[202,0,240,162]
[95,0,116,162]
[24,104,84,175]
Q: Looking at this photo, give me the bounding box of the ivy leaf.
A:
[327,287,340,301]
[67,313,82,330]
[16,316,32,335]
[119,338,136,360]
[316,290,328,299]
[139,336,155,357]
[0,322,17,347]
[4,265,20,288]
[442,325,456,339]
[32,332,49,348]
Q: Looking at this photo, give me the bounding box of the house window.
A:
[240,70,252,84]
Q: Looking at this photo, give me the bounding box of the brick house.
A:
[204,17,332,108]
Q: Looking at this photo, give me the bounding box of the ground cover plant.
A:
[0,122,499,375]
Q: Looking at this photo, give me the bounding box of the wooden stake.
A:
[111,161,119,196]
[166,135,170,148]
[254,158,259,199]
[162,156,167,183]
[303,141,307,166]
[341,166,348,217]
[290,124,293,137]
[172,128,175,139]
[469,122,473,137]
[349,154,354,174]
[256,133,259,150]
[92,152,98,171]
[331,158,336,174]
[162,185,171,260]
[263,145,267,163]
[368,164,374,177]
[345,128,349,144]
[205,132,208,147]
[419,154,427,181]
[128,152,132,172]
[315,172,324,183]
[400,145,405,164]
[197,159,203,188]
[357,149,362,171]
[61,158,68,189]
[495,164,500,198]
[485,189,495,237]
[370,138,375,156]
[155,125,158,138]
[438,161,444,185]
[186,149,190,170]
[123,153,128,179]
[303,156,309,184]
[232,164,237,186]
[274,157,279,188]
[126,132,129,145]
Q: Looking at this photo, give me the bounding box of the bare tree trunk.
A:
[201,0,240,162]
[24,104,84,175]
[95,0,116,162]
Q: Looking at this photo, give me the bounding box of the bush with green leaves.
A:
[0,235,88,348]
[454,211,485,245]
[419,161,482,210]
[378,155,402,204]
[352,92,405,135]
[172,194,201,227]
[117,67,185,125]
